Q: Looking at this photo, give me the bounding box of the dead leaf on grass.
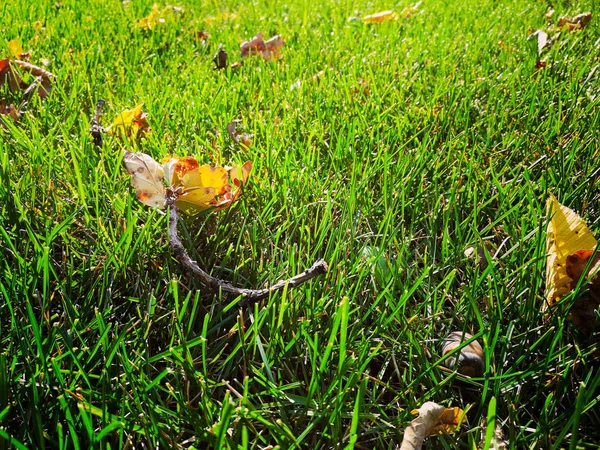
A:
[106,104,150,139]
[545,195,600,332]
[399,402,466,450]
[213,44,228,70]
[240,32,284,60]
[362,10,398,23]
[559,12,592,31]
[226,120,252,148]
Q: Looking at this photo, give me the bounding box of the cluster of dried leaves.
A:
[0,39,55,123]
[529,11,592,69]
[89,100,252,216]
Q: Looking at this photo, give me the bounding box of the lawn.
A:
[1,0,599,448]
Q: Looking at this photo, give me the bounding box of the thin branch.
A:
[168,203,328,307]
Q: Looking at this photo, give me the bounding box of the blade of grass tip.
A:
[338,296,349,376]
[319,298,343,374]
[568,383,586,450]
[345,376,367,449]
[214,391,234,448]
[253,325,275,385]
[57,395,81,450]
[483,397,497,450]
[0,430,28,450]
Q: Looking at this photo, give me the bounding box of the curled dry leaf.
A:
[107,104,150,139]
[545,195,600,332]
[124,151,252,216]
[399,402,465,450]
[90,99,105,147]
[226,120,253,148]
[529,30,548,55]
[559,12,592,31]
[441,332,485,377]
[240,32,284,60]
[363,10,398,23]
[399,2,422,18]
[0,57,55,96]
[213,44,228,70]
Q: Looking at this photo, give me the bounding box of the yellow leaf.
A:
[107,104,150,139]
[123,151,166,208]
[175,165,229,216]
[138,4,162,29]
[8,39,23,58]
[545,195,597,309]
[363,11,398,23]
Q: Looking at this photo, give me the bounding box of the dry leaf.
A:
[363,11,398,23]
[0,102,20,122]
[90,99,105,147]
[545,9,555,20]
[399,2,421,19]
[107,104,150,139]
[8,39,28,59]
[241,32,284,60]
[399,402,465,450]
[226,120,253,148]
[530,30,548,54]
[535,59,547,70]
[123,151,166,209]
[0,54,54,96]
[213,44,228,70]
[545,195,600,332]
[559,12,592,31]
[545,195,597,307]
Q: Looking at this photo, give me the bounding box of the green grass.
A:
[1,0,600,448]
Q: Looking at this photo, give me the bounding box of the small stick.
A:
[167,202,328,306]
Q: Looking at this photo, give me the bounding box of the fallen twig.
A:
[167,200,328,306]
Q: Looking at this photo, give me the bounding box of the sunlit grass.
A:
[1,0,599,448]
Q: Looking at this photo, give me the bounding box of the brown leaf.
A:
[226,120,253,148]
[90,99,106,147]
[559,12,592,30]
[0,58,54,96]
[213,44,228,70]
[0,58,25,92]
[0,102,20,122]
[241,32,284,60]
